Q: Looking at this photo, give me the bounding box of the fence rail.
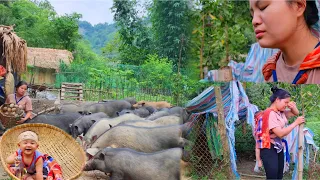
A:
[42,85,189,106]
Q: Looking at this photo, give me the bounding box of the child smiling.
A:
[6,131,44,180]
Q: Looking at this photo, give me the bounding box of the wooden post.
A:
[214,85,233,178]
[209,67,233,82]
[298,85,305,180]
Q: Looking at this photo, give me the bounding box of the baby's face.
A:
[18,139,38,155]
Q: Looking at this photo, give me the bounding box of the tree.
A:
[0,0,12,7]
[9,0,57,48]
[150,0,193,72]
[0,4,15,25]
[52,13,82,51]
[191,0,254,71]
[111,0,153,65]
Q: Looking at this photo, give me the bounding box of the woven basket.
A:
[0,104,24,129]
[0,123,86,180]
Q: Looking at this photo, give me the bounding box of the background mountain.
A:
[78,21,117,54]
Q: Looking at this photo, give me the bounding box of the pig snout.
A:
[83,161,94,171]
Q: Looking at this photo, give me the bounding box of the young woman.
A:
[250,0,320,84]
[256,87,305,179]
[5,81,33,124]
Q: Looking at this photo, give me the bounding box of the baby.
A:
[6,131,43,180]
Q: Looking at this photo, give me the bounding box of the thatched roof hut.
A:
[26,47,73,86]
[27,47,73,70]
[0,25,27,74]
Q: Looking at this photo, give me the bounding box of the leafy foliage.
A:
[191,0,254,69]
[51,13,82,51]
[111,0,154,65]
[1,0,81,51]
[150,0,193,72]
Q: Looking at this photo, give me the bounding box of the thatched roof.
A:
[27,47,73,70]
[0,25,27,74]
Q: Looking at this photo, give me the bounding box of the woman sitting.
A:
[5,81,33,124]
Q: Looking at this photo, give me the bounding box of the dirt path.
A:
[237,156,265,180]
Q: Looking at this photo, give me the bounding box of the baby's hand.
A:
[55,174,63,180]
[14,156,21,165]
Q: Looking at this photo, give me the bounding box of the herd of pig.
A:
[25,98,193,180]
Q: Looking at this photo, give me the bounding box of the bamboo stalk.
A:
[200,14,205,79]
[239,173,265,179]
[298,85,305,180]
[34,106,56,116]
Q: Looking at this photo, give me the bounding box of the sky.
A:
[48,0,115,25]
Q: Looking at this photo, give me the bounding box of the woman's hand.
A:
[16,118,27,124]
[286,101,299,117]
[287,101,297,110]
[294,116,305,125]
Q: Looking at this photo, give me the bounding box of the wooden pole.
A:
[298,85,305,180]
[214,85,233,178]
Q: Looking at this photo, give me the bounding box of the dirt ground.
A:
[237,154,265,180]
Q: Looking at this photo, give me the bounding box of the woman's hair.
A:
[269,86,291,103]
[15,80,28,89]
[304,0,319,28]
[288,0,319,28]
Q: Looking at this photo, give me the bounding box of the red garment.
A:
[43,154,63,180]
[262,45,320,84]
[255,108,274,149]
[0,65,6,77]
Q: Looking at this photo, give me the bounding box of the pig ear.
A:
[78,135,83,141]
[86,148,100,157]
[109,124,112,128]
[99,153,105,160]
[92,135,98,142]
